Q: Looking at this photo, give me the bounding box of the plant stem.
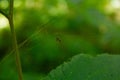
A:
[0,10,8,18]
[9,0,23,80]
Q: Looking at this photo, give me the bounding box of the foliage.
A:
[44,54,120,80]
[0,0,120,79]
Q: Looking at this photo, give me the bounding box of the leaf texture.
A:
[44,54,120,80]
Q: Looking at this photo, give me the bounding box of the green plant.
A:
[44,54,120,80]
[0,0,120,80]
[0,0,23,80]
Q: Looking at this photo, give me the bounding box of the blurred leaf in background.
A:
[0,0,120,79]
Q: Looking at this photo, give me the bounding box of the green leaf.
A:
[44,54,120,80]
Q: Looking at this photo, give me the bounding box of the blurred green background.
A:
[0,0,120,79]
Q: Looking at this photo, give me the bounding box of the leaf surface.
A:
[44,54,120,80]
